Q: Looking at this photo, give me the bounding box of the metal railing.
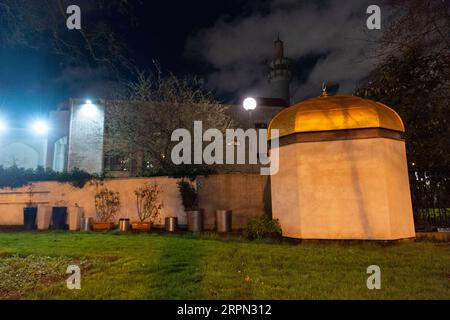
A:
[409,170,450,231]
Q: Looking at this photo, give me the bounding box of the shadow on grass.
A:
[146,232,261,300]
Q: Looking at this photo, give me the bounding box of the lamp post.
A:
[243,97,258,129]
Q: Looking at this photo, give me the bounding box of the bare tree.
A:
[0,0,136,71]
[104,66,233,175]
[373,0,449,59]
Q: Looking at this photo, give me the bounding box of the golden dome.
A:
[268,95,405,140]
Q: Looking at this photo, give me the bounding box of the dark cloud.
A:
[186,0,382,102]
[50,66,119,99]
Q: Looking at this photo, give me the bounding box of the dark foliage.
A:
[409,169,450,231]
[244,216,282,240]
[356,47,450,171]
[356,0,450,171]
[142,164,216,181]
[177,180,199,211]
[0,165,97,189]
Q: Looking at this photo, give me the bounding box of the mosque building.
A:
[0,37,292,174]
[0,37,416,240]
[268,93,415,239]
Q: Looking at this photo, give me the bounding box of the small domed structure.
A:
[268,95,404,140]
[269,94,415,240]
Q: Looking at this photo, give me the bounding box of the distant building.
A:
[0,38,292,175]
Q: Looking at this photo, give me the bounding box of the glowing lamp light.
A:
[0,119,7,133]
[32,120,49,135]
[243,97,257,111]
[81,100,98,117]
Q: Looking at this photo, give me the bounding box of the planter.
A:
[92,222,116,231]
[81,217,93,232]
[23,207,38,230]
[37,206,52,230]
[216,210,232,233]
[187,209,204,232]
[119,219,131,232]
[165,217,178,232]
[68,207,84,231]
[131,222,152,232]
[51,207,68,230]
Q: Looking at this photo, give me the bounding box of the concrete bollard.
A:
[37,206,52,230]
[68,206,84,231]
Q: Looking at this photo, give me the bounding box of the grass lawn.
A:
[0,232,449,300]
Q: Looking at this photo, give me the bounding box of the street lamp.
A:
[243,97,258,128]
[32,120,49,135]
[0,119,7,134]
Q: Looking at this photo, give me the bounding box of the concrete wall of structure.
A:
[271,137,416,240]
[67,100,105,174]
[0,173,267,230]
[46,109,70,171]
[0,129,47,169]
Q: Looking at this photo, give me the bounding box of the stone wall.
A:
[198,174,270,230]
[0,173,268,230]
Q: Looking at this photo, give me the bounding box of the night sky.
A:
[0,0,381,123]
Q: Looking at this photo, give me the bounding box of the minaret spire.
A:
[273,34,284,60]
[268,34,293,105]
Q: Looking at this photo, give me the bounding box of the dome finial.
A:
[321,82,329,97]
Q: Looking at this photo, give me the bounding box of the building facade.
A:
[0,38,292,175]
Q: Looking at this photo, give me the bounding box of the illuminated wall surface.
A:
[0,174,267,229]
[67,101,105,174]
[269,95,415,240]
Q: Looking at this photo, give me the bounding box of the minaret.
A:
[268,35,293,105]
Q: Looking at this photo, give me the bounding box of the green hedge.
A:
[0,165,98,189]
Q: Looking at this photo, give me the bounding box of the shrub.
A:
[244,216,282,240]
[93,181,121,223]
[55,168,97,188]
[177,180,199,210]
[134,183,163,223]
